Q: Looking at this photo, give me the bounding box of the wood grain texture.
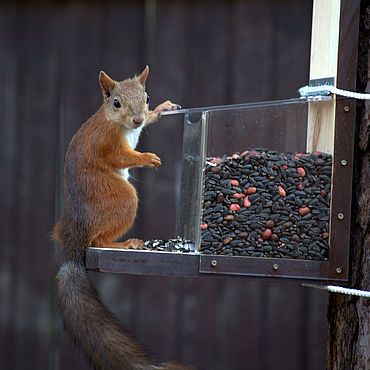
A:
[306,0,341,154]
[309,0,341,80]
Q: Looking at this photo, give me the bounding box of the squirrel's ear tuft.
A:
[99,71,116,99]
[138,65,149,86]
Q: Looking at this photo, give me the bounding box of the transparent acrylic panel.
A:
[200,101,331,261]
[124,113,188,248]
[175,113,207,250]
[136,111,205,253]
[207,102,308,155]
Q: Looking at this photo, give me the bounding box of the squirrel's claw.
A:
[155,100,181,115]
[156,101,181,119]
[172,103,182,110]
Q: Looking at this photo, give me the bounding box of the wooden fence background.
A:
[0,1,328,369]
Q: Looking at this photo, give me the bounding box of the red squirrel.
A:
[52,67,188,369]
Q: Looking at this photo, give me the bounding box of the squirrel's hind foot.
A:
[92,238,144,250]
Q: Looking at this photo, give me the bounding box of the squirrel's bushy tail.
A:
[56,259,161,370]
[54,213,189,370]
[54,224,183,370]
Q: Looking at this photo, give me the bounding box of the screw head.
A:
[337,213,344,220]
[273,264,279,271]
[341,159,347,166]
[211,260,217,267]
[344,106,350,112]
[336,267,342,274]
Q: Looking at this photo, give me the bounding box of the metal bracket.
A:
[299,77,335,102]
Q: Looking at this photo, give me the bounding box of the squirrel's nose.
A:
[133,117,143,125]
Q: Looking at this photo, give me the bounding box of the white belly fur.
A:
[120,125,145,181]
[126,125,144,150]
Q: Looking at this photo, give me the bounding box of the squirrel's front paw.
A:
[153,100,182,119]
[146,101,181,125]
[155,100,181,114]
[141,152,161,168]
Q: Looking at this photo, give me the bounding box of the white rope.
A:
[303,284,370,298]
[326,285,370,298]
[328,86,370,100]
[299,85,370,100]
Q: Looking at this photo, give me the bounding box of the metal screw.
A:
[336,267,342,274]
[341,159,347,166]
[211,260,217,267]
[273,264,279,271]
[337,213,344,220]
[344,106,350,112]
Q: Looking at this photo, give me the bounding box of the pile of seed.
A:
[201,149,331,260]
[140,237,194,253]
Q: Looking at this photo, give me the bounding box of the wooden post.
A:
[306,0,341,154]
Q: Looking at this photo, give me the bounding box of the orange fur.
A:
[52,67,188,369]
[53,67,168,251]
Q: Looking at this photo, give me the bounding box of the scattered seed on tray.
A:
[201,149,331,261]
[138,237,194,253]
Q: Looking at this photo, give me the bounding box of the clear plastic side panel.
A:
[201,102,331,261]
[176,113,207,251]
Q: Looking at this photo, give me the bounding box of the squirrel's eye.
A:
[146,95,150,104]
[113,98,121,108]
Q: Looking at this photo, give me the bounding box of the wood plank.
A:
[304,286,328,370]
[182,1,232,107]
[86,248,343,282]
[309,0,341,80]
[262,282,303,370]
[136,0,188,242]
[306,0,341,154]
[230,1,275,103]
[336,0,360,91]
[199,255,330,280]
[0,7,19,369]
[0,5,61,369]
[327,0,360,280]
[274,0,313,100]
[87,248,200,276]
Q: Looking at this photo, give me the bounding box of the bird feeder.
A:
[86,0,360,282]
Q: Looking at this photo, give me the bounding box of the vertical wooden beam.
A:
[327,0,360,281]
[306,0,341,154]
